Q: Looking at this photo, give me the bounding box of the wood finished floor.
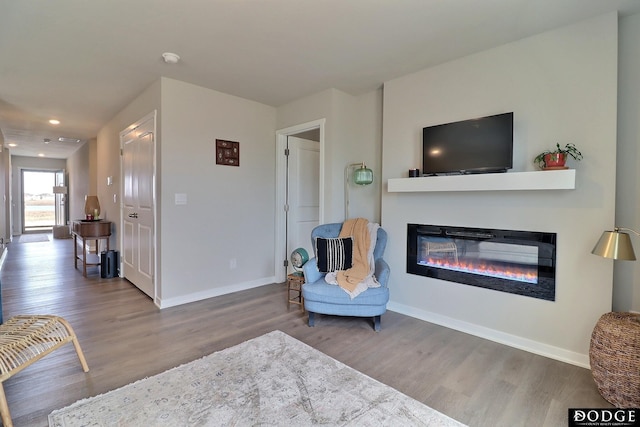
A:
[0,235,611,426]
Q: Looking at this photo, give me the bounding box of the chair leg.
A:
[0,382,13,427]
[308,312,315,327]
[71,336,90,372]
[57,317,90,372]
[373,315,381,332]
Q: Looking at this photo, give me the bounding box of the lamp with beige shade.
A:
[589,226,640,407]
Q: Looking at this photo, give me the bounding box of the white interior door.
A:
[287,136,319,273]
[121,113,156,298]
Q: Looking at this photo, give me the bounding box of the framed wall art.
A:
[215,139,239,166]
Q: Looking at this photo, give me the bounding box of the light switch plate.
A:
[175,193,187,205]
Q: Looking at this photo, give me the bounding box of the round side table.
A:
[590,312,640,408]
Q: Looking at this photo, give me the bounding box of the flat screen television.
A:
[422,112,513,175]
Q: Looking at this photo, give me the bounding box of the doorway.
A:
[274,119,325,283]
[21,169,64,233]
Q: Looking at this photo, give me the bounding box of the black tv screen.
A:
[422,112,513,175]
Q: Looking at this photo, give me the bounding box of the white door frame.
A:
[274,118,325,283]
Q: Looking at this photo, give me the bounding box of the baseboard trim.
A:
[387,301,590,368]
[156,276,277,309]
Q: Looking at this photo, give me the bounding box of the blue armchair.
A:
[302,223,390,331]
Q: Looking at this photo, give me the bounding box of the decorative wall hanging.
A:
[216,139,239,166]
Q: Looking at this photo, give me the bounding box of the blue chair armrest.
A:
[303,258,324,284]
[375,258,390,288]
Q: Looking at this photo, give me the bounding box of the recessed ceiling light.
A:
[38,153,45,157]
[8,143,17,147]
[44,138,51,144]
[162,52,180,64]
[49,119,60,125]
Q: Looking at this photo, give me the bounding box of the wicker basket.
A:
[590,312,640,408]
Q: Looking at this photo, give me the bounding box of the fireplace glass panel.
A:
[407,224,556,301]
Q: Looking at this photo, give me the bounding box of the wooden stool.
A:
[287,273,305,311]
[0,315,89,427]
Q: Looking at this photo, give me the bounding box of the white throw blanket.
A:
[325,221,380,298]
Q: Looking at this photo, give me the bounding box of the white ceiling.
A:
[1,0,639,159]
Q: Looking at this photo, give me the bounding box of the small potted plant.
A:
[533,143,583,170]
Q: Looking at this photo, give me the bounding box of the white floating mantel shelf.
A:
[387,169,576,193]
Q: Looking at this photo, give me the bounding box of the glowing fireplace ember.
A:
[419,258,538,284]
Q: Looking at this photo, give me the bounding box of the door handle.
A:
[128,213,138,218]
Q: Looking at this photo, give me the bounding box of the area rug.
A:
[18,234,49,243]
[49,330,466,426]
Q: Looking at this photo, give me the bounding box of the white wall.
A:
[381,13,618,367]
[353,89,383,222]
[97,79,161,250]
[277,88,382,223]
[158,78,277,306]
[0,144,9,246]
[66,140,91,222]
[613,13,640,312]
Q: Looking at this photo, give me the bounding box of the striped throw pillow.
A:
[316,237,353,273]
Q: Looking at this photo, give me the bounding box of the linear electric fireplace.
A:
[407,224,556,301]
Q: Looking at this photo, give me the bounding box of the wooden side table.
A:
[72,220,112,277]
[287,273,305,311]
